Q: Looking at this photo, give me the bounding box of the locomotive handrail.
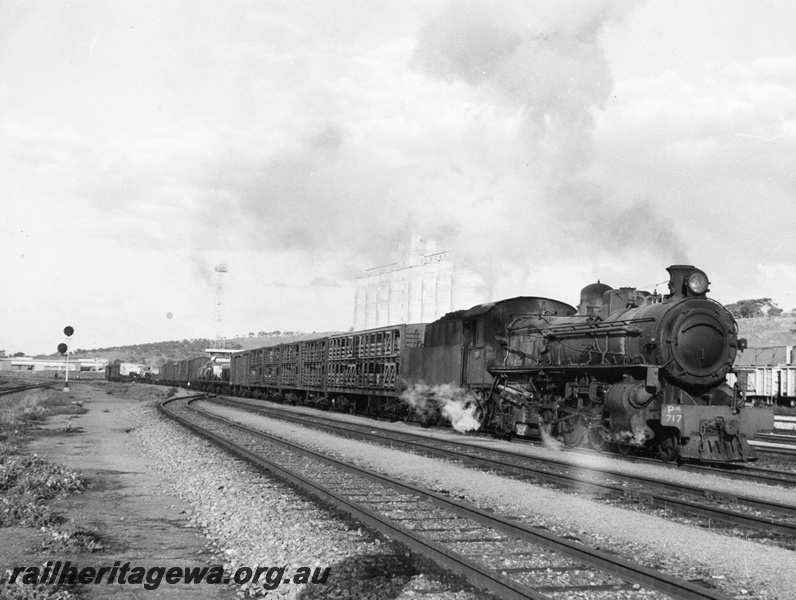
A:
[510,318,655,339]
[545,324,646,338]
[503,346,542,363]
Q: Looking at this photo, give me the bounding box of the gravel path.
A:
[198,400,796,600]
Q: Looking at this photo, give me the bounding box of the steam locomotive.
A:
[153,265,773,463]
[483,265,774,462]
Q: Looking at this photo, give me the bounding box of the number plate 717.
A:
[662,405,683,425]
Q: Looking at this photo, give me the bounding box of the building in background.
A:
[354,235,489,330]
[0,356,108,373]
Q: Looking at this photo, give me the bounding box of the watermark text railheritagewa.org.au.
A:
[3,561,331,591]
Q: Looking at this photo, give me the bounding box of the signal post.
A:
[58,326,74,392]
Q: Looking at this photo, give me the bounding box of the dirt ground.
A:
[1,382,237,599]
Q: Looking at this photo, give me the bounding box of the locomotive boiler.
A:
[490,265,774,462]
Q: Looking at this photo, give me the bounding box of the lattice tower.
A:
[213,264,228,348]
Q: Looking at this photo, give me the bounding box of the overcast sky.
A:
[2,0,796,355]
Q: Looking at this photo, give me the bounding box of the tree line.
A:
[725,298,786,319]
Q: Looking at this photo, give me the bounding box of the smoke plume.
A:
[411,0,689,273]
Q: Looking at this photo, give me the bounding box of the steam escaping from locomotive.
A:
[400,382,435,420]
[401,382,483,433]
[538,423,563,451]
[442,397,483,433]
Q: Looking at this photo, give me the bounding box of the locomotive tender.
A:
[153,264,773,463]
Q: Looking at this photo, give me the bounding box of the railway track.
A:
[160,395,739,600]
[0,382,55,397]
[746,416,796,456]
[563,444,796,486]
[617,453,796,486]
[751,433,796,457]
[200,396,796,545]
[206,395,796,486]
[493,429,796,488]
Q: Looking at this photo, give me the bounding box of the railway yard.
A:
[1,380,795,599]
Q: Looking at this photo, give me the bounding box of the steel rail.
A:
[0,382,56,397]
[752,444,796,456]
[164,396,733,600]
[755,433,796,445]
[205,397,796,536]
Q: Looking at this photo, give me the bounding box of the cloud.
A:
[595,56,796,248]
[4,0,669,302]
[404,0,688,280]
[411,0,633,163]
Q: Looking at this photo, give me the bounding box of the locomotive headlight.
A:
[686,270,709,295]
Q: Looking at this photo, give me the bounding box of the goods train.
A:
[150,265,774,463]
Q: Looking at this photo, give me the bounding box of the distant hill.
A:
[50,317,796,367]
[56,331,342,366]
[736,317,796,348]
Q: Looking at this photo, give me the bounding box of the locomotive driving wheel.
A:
[560,415,588,448]
[616,443,633,456]
[657,434,681,462]
[588,425,610,452]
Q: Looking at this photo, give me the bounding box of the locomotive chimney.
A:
[666,265,710,300]
[666,265,693,299]
[666,265,709,299]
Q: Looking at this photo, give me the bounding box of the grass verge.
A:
[0,388,95,598]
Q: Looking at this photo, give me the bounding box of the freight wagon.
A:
[228,323,426,416]
[727,345,796,406]
[728,366,796,406]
